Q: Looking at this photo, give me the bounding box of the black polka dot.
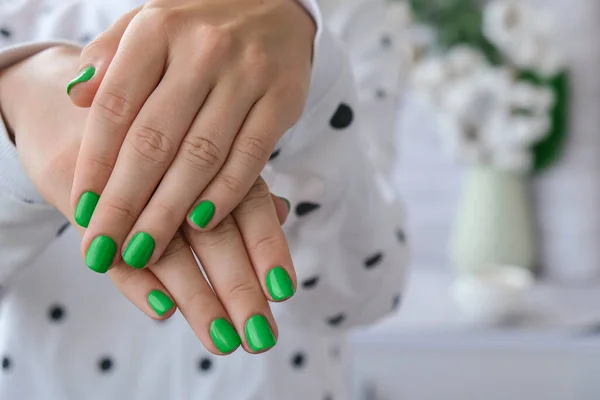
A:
[381,34,392,48]
[376,89,387,99]
[392,294,402,310]
[295,202,321,217]
[198,357,213,372]
[48,304,66,322]
[324,395,333,400]
[22,198,34,204]
[291,352,306,369]
[2,356,11,371]
[98,357,113,373]
[396,229,406,243]
[269,149,281,161]
[327,313,346,327]
[364,252,384,269]
[301,276,319,289]
[56,222,71,237]
[329,104,354,130]
[0,28,11,38]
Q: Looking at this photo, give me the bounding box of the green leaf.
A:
[518,71,570,172]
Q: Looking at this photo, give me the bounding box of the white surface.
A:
[350,269,600,400]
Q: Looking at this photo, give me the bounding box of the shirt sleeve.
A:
[265,3,409,333]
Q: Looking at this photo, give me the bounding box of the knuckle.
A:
[83,154,115,176]
[180,287,212,309]
[103,196,138,224]
[80,38,106,61]
[179,136,222,173]
[217,172,246,195]
[247,233,282,255]
[197,25,232,59]
[154,201,180,223]
[224,279,258,302]
[233,135,271,166]
[138,7,180,30]
[190,217,237,247]
[127,124,175,166]
[237,179,271,213]
[95,86,134,128]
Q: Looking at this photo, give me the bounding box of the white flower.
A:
[411,46,488,109]
[483,0,563,76]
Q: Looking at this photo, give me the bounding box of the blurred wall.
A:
[394,0,600,280]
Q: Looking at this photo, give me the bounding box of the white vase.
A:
[451,166,537,274]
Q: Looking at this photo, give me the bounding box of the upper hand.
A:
[67,0,315,270]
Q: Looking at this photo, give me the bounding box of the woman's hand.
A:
[66,0,315,271]
[1,46,297,354]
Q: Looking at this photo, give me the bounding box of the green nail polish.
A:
[245,315,276,352]
[123,232,155,269]
[210,318,241,354]
[147,290,174,317]
[189,201,215,228]
[279,197,291,212]
[266,267,294,301]
[85,235,116,274]
[74,191,100,228]
[66,66,95,95]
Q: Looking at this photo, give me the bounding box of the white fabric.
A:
[0,1,408,399]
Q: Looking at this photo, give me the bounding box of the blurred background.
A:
[349,0,600,399]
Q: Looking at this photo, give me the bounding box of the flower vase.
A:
[451,165,537,274]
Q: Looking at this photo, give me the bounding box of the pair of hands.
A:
[0,0,316,355]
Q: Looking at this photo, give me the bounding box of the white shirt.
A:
[0,1,408,399]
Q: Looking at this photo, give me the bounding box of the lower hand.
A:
[0,46,297,354]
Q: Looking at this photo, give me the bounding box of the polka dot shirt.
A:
[0,0,408,399]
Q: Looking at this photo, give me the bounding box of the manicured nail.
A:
[189,200,215,229]
[210,318,241,354]
[266,266,295,301]
[74,191,100,228]
[245,315,276,352]
[85,235,116,274]
[279,197,291,212]
[123,232,155,269]
[147,290,174,317]
[66,66,95,95]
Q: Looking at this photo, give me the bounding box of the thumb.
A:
[66,6,141,106]
[271,194,291,225]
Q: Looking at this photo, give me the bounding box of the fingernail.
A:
[189,200,215,229]
[245,315,276,352]
[279,197,291,212]
[147,290,174,317]
[123,232,155,269]
[85,235,116,273]
[266,266,295,301]
[66,66,95,96]
[210,318,241,354]
[74,191,100,228]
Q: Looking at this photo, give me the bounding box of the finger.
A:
[233,178,296,302]
[120,75,255,269]
[184,216,278,354]
[70,12,167,218]
[187,95,290,232]
[69,202,177,321]
[148,232,242,355]
[271,194,290,225]
[67,6,142,105]
[108,261,177,320]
